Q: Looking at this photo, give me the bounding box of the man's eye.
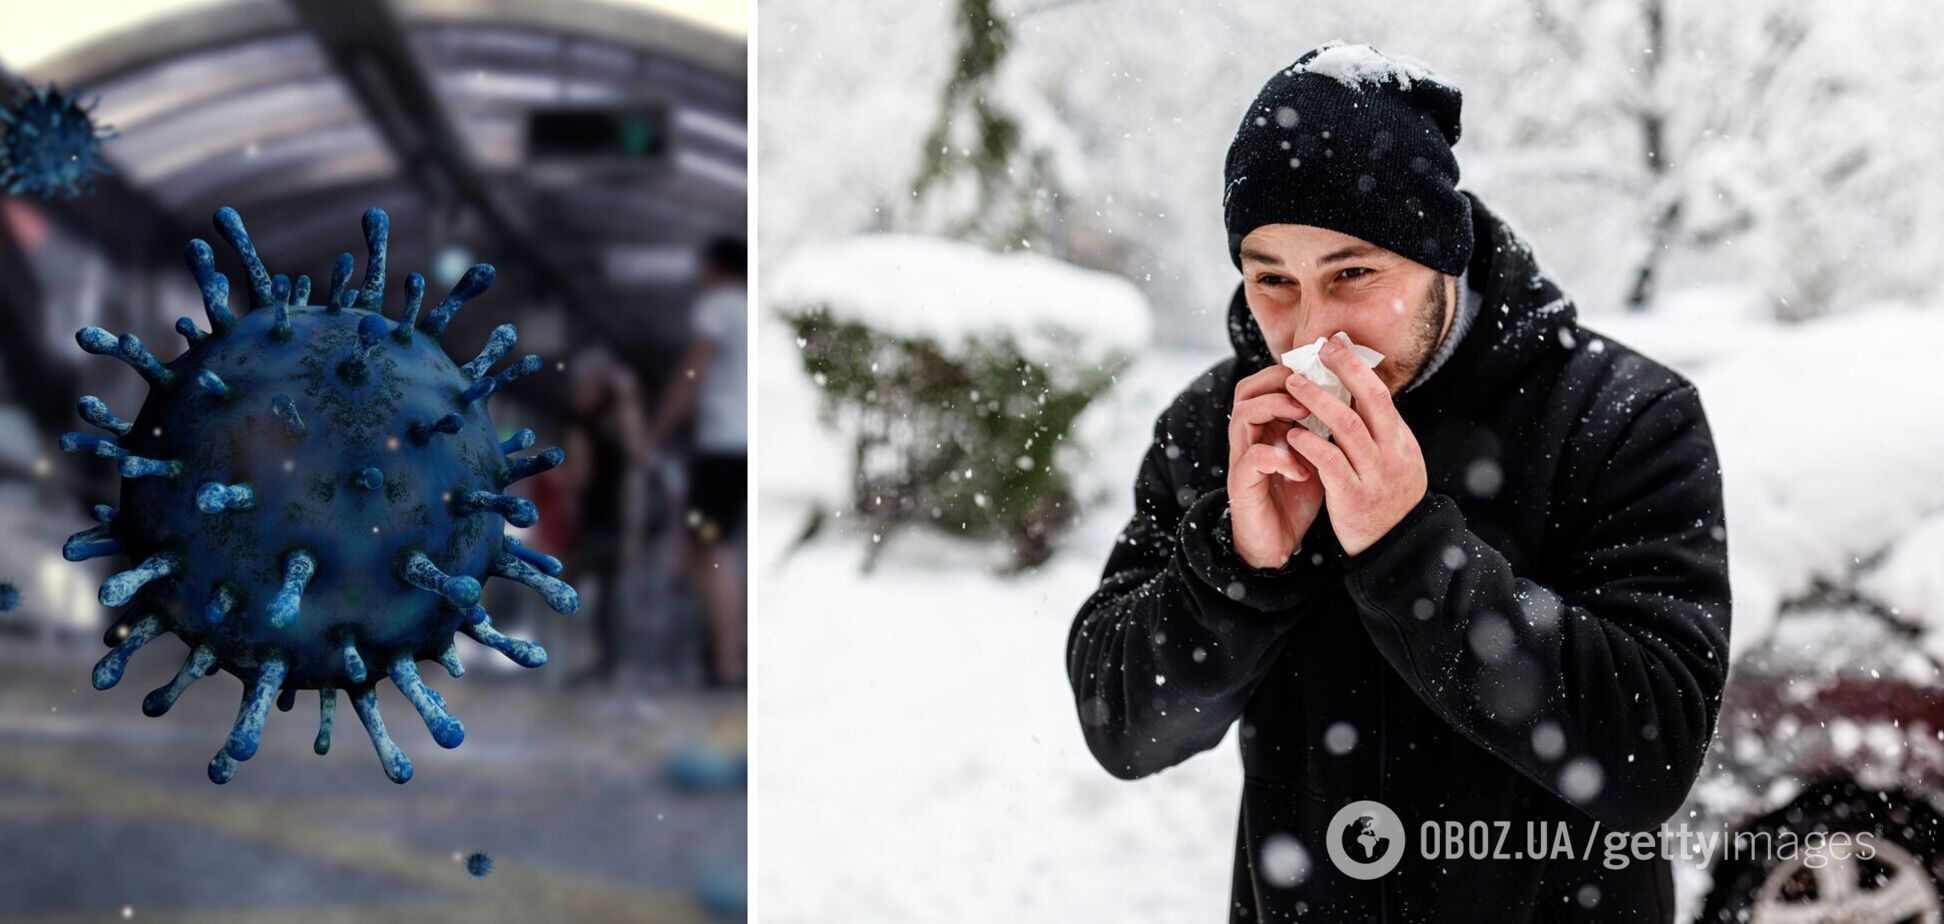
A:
[1256,274,1289,286]
[1339,267,1372,281]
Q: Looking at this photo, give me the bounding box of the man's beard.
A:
[1388,273,1450,391]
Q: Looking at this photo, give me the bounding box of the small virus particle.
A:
[0,82,114,200]
[62,206,578,784]
[0,581,19,613]
[464,852,494,878]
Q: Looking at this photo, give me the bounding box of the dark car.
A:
[1687,583,1944,922]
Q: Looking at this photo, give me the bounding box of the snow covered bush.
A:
[772,235,1149,570]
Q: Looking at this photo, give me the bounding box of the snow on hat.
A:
[1223,42,1472,276]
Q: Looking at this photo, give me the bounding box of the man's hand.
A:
[1282,339,1428,557]
[1226,364,1326,570]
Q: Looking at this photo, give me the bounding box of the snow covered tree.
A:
[765,0,1944,338]
[905,0,1063,253]
[1484,0,1943,317]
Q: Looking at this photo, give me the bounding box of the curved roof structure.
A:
[1,0,745,371]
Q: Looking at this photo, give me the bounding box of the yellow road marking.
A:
[0,898,591,924]
[0,747,718,924]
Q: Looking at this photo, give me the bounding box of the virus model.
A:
[0,82,112,199]
[465,851,494,878]
[61,206,578,784]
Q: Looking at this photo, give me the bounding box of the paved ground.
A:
[0,637,745,923]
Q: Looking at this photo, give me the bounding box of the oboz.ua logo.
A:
[1326,800,1406,880]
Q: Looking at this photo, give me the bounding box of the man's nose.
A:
[1294,297,1362,344]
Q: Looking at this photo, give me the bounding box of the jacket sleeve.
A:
[1337,383,1731,831]
[1067,408,1342,779]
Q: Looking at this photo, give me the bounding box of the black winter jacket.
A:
[1067,192,1732,922]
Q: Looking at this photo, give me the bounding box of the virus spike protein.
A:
[62,206,576,784]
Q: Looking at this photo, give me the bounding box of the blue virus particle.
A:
[0,82,113,200]
[464,851,494,878]
[0,581,19,613]
[60,206,578,784]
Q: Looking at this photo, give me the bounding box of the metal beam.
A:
[282,0,610,344]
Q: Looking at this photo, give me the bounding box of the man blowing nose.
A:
[1066,42,1732,922]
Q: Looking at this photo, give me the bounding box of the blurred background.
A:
[0,0,746,921]
[757,1,1944,922]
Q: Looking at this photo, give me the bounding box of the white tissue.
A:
[1280,332,1386,441]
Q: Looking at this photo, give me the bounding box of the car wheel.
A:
[1700,780,1944,923]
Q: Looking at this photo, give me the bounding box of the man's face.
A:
[1239,224,1456,394]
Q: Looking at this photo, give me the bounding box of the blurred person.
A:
[1066,44,1731,921]
[647,237,747,687]
[559,346,653,686]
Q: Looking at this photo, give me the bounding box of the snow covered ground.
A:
[756,296,1944,921]
[756,335,1232,922]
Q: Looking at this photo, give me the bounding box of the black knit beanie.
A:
[1223,42,1472,276]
